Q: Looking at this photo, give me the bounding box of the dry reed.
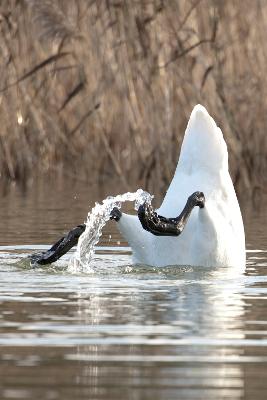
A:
[0,0,266,199]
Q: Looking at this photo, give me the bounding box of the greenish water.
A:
[0,181,267,400]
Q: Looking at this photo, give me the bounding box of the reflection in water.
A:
[0,182,267,399]
[72,265,248,399]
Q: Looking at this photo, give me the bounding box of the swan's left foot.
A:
[110,207,122,222]
[30,224,86,266]
[138,191,205,237]
[30,207,122,266]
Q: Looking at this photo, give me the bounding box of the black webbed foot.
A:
[30,206,123,267]
[110,207,122,222]
[138,202,177,236]
[188,191,205,209]
[30,224,86,266]
[138,191,205,237]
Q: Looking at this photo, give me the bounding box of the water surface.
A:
[0,181,267,399]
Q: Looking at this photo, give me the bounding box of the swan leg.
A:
[110,207,122,221]
[30,224,86,265]
[31,207,122,265]
[138,191,205,237]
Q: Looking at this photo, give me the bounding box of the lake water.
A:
[0,180,267,400]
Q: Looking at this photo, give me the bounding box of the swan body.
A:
[118,105,246,267]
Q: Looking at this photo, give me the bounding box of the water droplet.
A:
[69,189,152,273]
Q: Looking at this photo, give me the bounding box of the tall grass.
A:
[0,0,266,199]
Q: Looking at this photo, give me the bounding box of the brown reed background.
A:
[0,0,266,199]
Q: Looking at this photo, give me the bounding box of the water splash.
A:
[69,189,152,273]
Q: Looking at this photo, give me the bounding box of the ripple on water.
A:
[0,241,267,399]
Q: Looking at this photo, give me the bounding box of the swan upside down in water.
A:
[115,105,245,267]
[31,105,245,268]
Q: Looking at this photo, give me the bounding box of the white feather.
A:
[117,105,246,267]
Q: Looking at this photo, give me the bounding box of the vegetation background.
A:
[0,0,266,200]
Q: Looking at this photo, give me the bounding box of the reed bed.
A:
[0,0,266,198]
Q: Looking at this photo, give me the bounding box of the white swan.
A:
[117,105,246,267]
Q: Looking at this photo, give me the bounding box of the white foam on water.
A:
[68,189,152,273]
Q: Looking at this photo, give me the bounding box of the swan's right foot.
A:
[188,191,205,209]
[138,191,205,237]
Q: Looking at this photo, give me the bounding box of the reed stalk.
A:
[0,0,266,199]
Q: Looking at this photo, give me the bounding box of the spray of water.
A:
[68,189,152,273]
